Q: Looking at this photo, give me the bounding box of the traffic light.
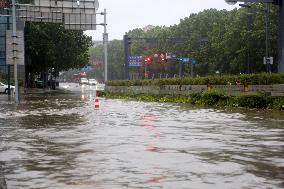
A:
[144,56,153,65]
[124,35,131,45]
[159,53,166,62]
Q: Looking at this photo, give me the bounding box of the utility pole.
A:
[102,9,108,82]
[191,62,194,77]
[247,12,253,73]
[265,3,271,73]
[279,0,284,72]
[225,0,283,73]
[178,62,184,77]
[245,2,253,73]
[124,35,130,80]
[95,9,108,82]
[240,2,271,73]
[12,0,18,103]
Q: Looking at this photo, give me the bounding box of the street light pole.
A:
[265,3,271,73]
[247,11,253,73]
[123,35,130,80]
[94,9,108,82]
[226,0,283,73]
[240,2,271,73]
[190,62,194,77]
[102,8,108,82]
[279,1,284,72]
[12,0,19,103]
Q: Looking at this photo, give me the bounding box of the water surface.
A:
[0,85,283,189]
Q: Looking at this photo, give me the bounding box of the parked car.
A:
[0,82,15,94]
[79,78,89,85]
[88,79,98,85]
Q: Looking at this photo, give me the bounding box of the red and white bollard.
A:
[94,91,100,109]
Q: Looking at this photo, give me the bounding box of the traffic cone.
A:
[95,97,100,109]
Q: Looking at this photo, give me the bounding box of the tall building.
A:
[0,9,11,72]
[0,9,25,85]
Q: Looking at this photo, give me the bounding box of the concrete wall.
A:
[106,84,284,96]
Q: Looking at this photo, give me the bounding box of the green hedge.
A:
[103,91,284,111]
[106,73,284,86]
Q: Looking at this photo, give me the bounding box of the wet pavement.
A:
[0,83,284,189]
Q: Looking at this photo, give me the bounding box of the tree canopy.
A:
[90,4,279,80]
[25,22,92,76]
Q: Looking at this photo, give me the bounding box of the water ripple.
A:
[0,91,283,189]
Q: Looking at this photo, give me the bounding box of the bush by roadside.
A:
[103,91,284,111]
[106,73,284,86]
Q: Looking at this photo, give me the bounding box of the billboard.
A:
[15,0,99,30]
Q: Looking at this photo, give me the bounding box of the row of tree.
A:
[25,22,92,87]
[90,4,280,81]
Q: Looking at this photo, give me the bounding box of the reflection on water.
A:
[0,87,284,189]
[0,162,7,189]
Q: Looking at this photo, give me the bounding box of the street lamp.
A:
[225,0,284,73]
[12,0,18,103]
[239,3,271,73]
[96,9,108,82]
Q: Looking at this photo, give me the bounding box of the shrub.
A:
[235,93,272,109]
[105,91,284,110]
[268,97,284,110]
[106,73,284,86]
[189,93,202,104]
[199,90,229,106]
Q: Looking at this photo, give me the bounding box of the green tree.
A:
[89,5,280,80]
[89,40,125,81]
[25,22,92,85]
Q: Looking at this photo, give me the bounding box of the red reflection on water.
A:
[142,114,161,153]
[142,115,161,138]
[145,146,159,152]
[149,175,168,183]
[143,115,155,129]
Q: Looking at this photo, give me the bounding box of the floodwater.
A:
[0,83,284,189]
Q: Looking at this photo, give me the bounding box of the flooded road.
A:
[0,83,284,189]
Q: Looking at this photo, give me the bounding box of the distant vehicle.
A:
[79,78,88,85]
[0,82,15,94]
[88,79,98,85]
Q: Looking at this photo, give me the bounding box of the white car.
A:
[79,78,89,85]
[0,82,15,94]
[88,79,98,85]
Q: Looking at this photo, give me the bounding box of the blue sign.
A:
[128,55,143,60]
[128,55,144,67]
[178,58,198,64]
[128,62,144,67]
[179,58,190,63]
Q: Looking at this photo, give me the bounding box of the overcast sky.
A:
[84,0,239,41]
